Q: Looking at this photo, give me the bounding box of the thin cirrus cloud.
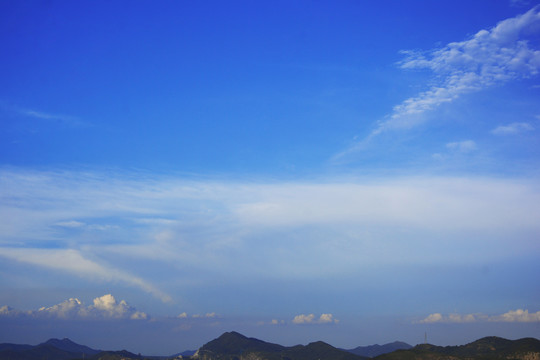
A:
[491,122,534,135]
[17,107,87,127]
[445,140,477,154]
[0,247,172,303]
[1,168,540,283]
[419,309,540,323]
[0,294,148,320]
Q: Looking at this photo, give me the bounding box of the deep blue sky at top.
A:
[0,0,528,174]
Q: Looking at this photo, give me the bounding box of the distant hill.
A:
[343,341,412,357]
[193,331,366,360]
[40,338,101,356]
[0,338,103,360]
[0,334,538,360]
[375,336,540,360]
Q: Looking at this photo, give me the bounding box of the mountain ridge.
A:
[0,334,538,360]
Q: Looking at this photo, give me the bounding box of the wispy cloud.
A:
[18,107,87,127]
[1,168,540,283]
[491,122,534,135]
[0,247,172,303]
[336,6,540,160]
[418,309,540,323]
[446,140,477,154]
[376,6,540,135]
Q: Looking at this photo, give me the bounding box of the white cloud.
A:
[1,168,540,281]
[292,314,315,324]
[491,122,534,135]
[420,313,443,323]
[418,309,540,323]
[446,140,477,153]
[292,313,338,324]
[495,309,540,322]
[373,6,540,135]
[177,312,188,318]
[2,295,148,320]
[0,248,172,303]
[55,220,86,228]
[37,298,88,319]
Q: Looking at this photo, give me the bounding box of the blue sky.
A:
[1,0,540,355]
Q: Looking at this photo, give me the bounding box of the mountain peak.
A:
[40,337,100,355]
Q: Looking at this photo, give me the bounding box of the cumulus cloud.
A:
[292,313,339,324]
[495,309,540,322]
[418,309,540,323]
[491,122,534,135]
[1,295,148,320]
[373,6,540,135]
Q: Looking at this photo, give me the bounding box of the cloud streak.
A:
[491,122,534,135]
[0,247,172,303]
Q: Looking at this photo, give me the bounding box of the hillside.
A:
[375,336,540,360]
[193,331,366,360]
[344,341,412,357]
[0,334,538,360]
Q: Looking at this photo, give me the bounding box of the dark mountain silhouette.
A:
[0,334,538,360]
[0,343,82,360]
[375,336,540,360]
[194,331,366,360]
[344,341,412,357]
[39,338,100,355]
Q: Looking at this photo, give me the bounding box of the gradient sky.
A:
[1,0,540,355]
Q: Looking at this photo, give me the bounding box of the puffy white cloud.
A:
[495,309,540,322]
[292,313,338,324]
[177,312,188,318]
[373,6,540,135]
[292,314,315,324]
[491,122,534,135]
[37,298,88,319]
[90,294,144,319]
[0,295,148,320]
[318,313,339,324]
[418,309,540,323]
[419,313,443,323]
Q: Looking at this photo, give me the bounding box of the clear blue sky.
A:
[1,0,540,355]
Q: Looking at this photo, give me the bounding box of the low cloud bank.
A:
[0,294,147,320]
[419,309,540,323]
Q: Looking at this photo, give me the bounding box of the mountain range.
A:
[0,332,538,360]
